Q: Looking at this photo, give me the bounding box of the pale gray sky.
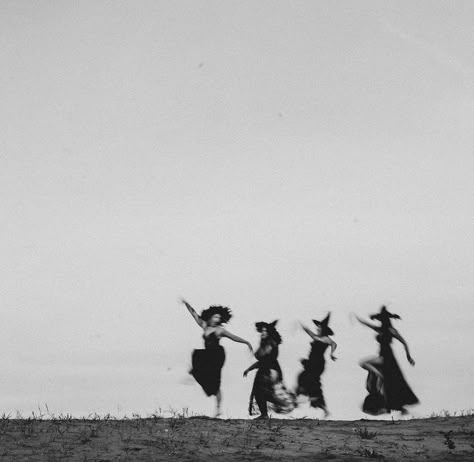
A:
[1,1,473,419]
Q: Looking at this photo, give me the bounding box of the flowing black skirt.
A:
[296,358,326,409]
[362,349,419,415]
[249,366,296,415]
[190,346,225,397]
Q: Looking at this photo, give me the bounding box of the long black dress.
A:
[190,332,225,396]
[296,340,329,410]
[363,331,419,415]
[248,339,295,415]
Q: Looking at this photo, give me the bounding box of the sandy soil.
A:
[0,415,472,461]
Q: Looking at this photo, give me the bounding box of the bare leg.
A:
[215,390,222,417]
[359,356,383,378]
[255,391,268,418]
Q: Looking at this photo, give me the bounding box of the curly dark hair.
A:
[255,320,282,345]
[200,305,232,324]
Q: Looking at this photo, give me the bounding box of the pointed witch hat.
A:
[312,312,334,336]
[369,306,400,324]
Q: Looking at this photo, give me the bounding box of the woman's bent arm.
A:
[181,299,205,328]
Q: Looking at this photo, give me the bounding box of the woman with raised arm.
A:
[355,306,419,415]
[181,298,253,417]
[243,320,295,419]
[296,313,337,417]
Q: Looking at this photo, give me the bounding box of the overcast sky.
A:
[1,1,473,419]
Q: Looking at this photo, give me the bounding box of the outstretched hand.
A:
[243,369,249,378]
[350,312,361,324]
[407,355,415,366]
[330,354,338,362]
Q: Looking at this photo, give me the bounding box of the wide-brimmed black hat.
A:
[370,306,400,323]
[255,320,282,344]
[200,305,232,324]
[312,313,334,336]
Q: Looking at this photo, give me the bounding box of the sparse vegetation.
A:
[0,409,471,460]
[442,430,456,450]
[354,426,378,439]
[357,446,385,459]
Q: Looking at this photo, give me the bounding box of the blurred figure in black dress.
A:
[296,313,337,417]
[181,299,253,417]
[355,306,419,415]
[244,320,296,419]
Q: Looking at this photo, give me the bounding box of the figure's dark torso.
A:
[376,331,393,357]
[256,340,282,379]
[203,331,221,350]
[309,340,329,363]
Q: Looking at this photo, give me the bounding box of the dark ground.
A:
[0,414,472,461]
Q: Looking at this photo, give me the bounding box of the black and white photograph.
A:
[1,1,473,460]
